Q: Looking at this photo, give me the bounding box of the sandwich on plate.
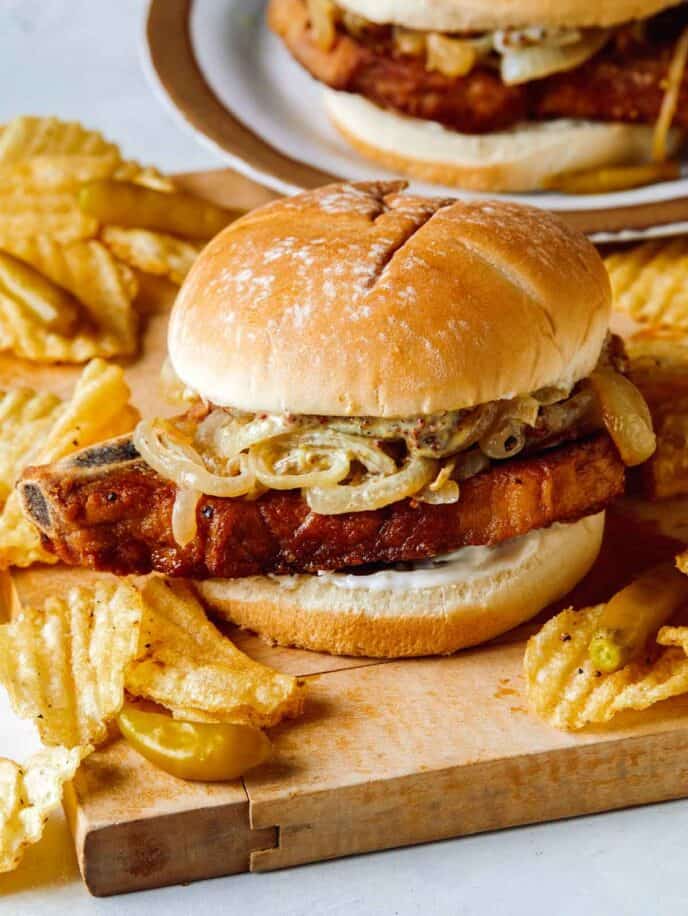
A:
[19,182,655,657]
[269,0,688,190]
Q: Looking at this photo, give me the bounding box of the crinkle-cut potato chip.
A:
[6,233,139,307]
[640,409,688,500]
[0,388,62,505]
[0,155,173,195]
[102,226,203,286]
[0,250,80,336]
[0,153,122,191]
[0,580,143,747]
[605,239,688,330]
[0,188,98,246]
[0,359,139,568]
[627,335,688,403]
[525,605,688,730]
[112,161,175,192]
[627,336,688,499]
[35,359,139,460]
[0,747,83,874]
[0,116,119,164]
[0,237,138,362]
[126,578,305,728]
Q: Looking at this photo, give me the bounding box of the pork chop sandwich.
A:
[269,0,688,190]
[19,182,656,657]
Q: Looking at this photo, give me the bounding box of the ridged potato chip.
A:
[102,227,203,286]
[0,188,98,246]
[0,153,122,192]
[0,116,219,367]
[112,161,175,192]
[0,580,143,747]
[605,239,688,330]
[0,747,83,874]
[627,335,688,401]
[0,116,119,163]
[0,359,139,567]
[126,578,305,728]
[0,388,62,505]
[628,336,688,499]
[0,237,138,361]
[0,250,80,335]
[525,604,688,731]
[641,410,688,500]
[0,155,172,194]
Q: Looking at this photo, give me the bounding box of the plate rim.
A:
[145,0,688,237]
[145,0,337,194]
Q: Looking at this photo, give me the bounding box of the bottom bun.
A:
[198,512,604,658]
[324,89,683,192]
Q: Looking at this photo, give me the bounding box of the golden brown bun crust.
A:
[325,91,683,193]
[169,182,611,416]
[337,0,682,30]
[197,513,604,658]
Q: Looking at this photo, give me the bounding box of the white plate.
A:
[145,0,688,238]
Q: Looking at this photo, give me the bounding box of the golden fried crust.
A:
[270,0,688,135]
[20,434,624,579]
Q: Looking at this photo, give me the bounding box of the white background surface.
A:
[0,2,687,914]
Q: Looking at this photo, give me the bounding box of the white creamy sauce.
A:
[315,516,599,592]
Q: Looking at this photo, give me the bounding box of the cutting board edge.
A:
[63,780,277,897]
[248,724,688,872]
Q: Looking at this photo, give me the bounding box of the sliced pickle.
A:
[589,564,688,673]
[544,162,680,194]
[118,701,272,782]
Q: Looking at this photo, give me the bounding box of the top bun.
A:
[169,182,611,418]
[336,0,681,30]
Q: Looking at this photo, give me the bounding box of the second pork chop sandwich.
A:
[269,0,688,190]
[19,182,655,657]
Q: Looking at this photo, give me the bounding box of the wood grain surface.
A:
[7,165,688,896]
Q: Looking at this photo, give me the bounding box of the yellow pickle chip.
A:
[525,605,688,731]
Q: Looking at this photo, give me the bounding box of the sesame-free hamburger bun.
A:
[169,181,611,416]
[167,182,613,657]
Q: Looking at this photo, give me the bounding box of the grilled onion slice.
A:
[590,369,656,467]
[499,30,609,85]
[306,456,437,515]
[172,487,201,547]
[135,419,256,497]
[251,440,351,490]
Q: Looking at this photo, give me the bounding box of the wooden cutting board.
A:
[8,168,688,897]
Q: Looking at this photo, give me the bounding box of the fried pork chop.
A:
[269,0,688,134]
[20,433,624,579]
